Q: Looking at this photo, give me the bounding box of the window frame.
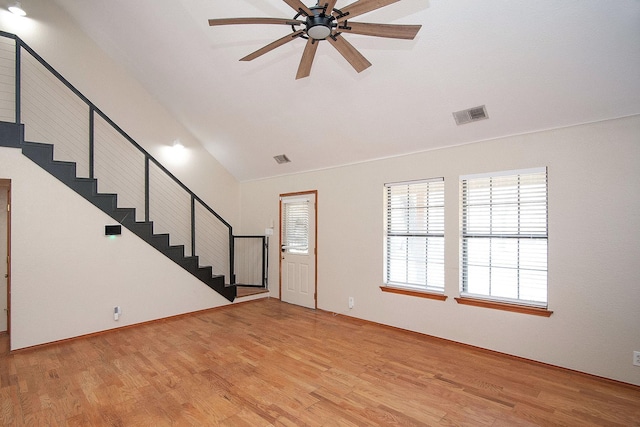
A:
[383,177,445,296]
[459,167,549,310]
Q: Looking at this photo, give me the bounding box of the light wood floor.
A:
[1,299,639,426]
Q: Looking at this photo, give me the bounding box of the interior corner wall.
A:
[239,115,640,386]
[1,147,231,350]
[0,2,240,225]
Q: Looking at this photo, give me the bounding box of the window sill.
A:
[454,297,553,317]
[380,286,447,301]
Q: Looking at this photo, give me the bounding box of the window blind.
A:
[282,199,309,254]
[461,168,548,306]
[385,178,444,292]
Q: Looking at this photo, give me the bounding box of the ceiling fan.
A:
[208,0,422,79]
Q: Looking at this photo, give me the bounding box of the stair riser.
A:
[129,223,153,236]
[22,142,54,164]
[112,208,136,224]
[92,195,117,213]
[71,180,98,199]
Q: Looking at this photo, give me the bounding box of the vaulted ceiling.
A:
[51,0,640,181]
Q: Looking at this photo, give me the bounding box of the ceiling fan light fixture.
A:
[307,23,331,40]
[306,13,333,40]
[8,1,26,16]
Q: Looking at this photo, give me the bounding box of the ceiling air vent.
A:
[453,105,488,125]
[274,154,291,164]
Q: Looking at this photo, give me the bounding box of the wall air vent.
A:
[274,154,291,164]
[453,105,489,125]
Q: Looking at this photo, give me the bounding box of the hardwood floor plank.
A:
[1,299,639,425]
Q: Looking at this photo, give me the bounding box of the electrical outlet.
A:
[634,351,640,367]
[348,297,354,309]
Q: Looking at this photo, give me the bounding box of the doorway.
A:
[0,179,10,335]
[279,191,317,309]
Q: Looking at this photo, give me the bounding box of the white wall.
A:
[0,2,240,224]
[239,115,640,386]
[0,147,232,350]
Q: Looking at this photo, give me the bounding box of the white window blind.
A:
[282,198,309,254]
[384,178,445,292]
[461,168,548,306]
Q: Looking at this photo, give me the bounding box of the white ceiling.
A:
[51,0,640,181]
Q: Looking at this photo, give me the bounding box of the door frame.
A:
[0,179,10,340]
[279,190,318,309]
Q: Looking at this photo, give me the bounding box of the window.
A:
[460,168,548,307]
[384,178,445,292]
[281,198,309,254]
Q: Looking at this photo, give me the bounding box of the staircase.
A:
[1,125,236,301]
[0,30,249,303]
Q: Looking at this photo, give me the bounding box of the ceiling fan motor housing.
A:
[306,7,334,40]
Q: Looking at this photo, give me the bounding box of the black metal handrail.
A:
[0,30,236,283]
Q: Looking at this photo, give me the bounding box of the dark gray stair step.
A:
[127,221,154,238]
[112,207,136,224]
[221,284,237,301]
[46,160,77,185]
[0,121,23,147]
[91,193,118,213]
[22,144,77,187]
[196,266,213,281]
[150,234,170,250]
[165,245,185,262]
[178,255,199,271]
[204,277,235,300]
[22,141,54,164]
[70,178,98,199]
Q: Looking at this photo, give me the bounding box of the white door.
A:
[0,184,8,332]
[280,192,316,309]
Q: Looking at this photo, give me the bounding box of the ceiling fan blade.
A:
[322,0,339,14]
[338,22,421,39]
[282,0,313,17]
[240,30,305,62]
[296,39,320,79]
[208,17,304,27]
[327,34,372,73]
[336,0,400,23]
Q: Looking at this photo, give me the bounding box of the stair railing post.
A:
[145,156,150,222]
[229,229,235,285]
[14,39,21,125]
[89,107,95,179]
[262,236,268,289]
[190,195,196,257]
